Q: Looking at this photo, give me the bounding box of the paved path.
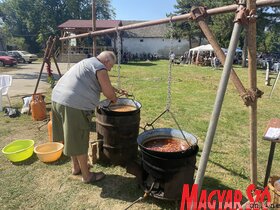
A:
[1,62,72,99]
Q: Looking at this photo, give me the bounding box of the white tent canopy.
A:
[187,44,242,65]
[189,44,227,54]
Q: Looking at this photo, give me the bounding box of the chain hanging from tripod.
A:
[116,28,122,89]
[142,17,190,144]
[166,16,174,111]
[145,18,180,126]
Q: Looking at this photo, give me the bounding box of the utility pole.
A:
[92,0,97,56]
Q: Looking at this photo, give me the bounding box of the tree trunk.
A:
[188,34,192,49]
[199,36,202,45]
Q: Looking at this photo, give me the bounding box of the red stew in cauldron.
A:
[144,138,190,152]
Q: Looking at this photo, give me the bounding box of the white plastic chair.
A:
[0,75,12,111]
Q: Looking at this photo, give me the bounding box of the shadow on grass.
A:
[196,152,249,181]
[95,174,248,208]
[12,153,70,166]
[94,174,177,209]
[11,153,38,165]
[202,176,248,206]
[43,154,71,166]
[125,61,157,67]
[109,74,127,78]
[203,175,234,190]
[206,157,264,188]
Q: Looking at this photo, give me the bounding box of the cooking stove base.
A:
[126,159,196,201]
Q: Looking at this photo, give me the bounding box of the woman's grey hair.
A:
[97,51,117,64]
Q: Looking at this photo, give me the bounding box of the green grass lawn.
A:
[0,60,279,209]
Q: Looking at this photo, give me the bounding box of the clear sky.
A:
[111,0,178,21]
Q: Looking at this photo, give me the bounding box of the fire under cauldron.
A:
[127,128,198,201]
[95,98,141,166]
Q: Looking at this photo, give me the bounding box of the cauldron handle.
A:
[117,93,135,101]
[124,93,135,99]
[100,101,113,110]
[143,123,155,131]
[100,94,135,110]
[128,95,142,109]
[117,94,140,109]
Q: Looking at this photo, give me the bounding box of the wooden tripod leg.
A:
[48,36,62,78]
[30,36,53,114]
[52,56,62,77]
[33,60,46,95]
[28,60,46,115]
[33,36,53,94]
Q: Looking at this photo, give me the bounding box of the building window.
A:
[140,39,144,42]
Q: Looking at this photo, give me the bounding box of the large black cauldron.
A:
[98,98,141,116]
[137,128,198,200]
[95,98,141,166]
[137,128,198,179]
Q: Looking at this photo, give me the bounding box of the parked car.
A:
[0,51,17,67]
[7,51,25,63]
[8,50,38,63]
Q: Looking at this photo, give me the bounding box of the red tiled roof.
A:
[58,19,122,29]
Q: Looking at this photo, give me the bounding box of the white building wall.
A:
[122,37,189,58]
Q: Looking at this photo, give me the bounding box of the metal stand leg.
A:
[192,5,244,196]
[263,142,276,187]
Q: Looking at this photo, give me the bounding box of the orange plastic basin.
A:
[34,142,64,163]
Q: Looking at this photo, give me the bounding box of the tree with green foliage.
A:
[170,0,280,56]
[169,0,202,49]
[170,0,234,49]
[256,6,280,53]
[0,0,115,53]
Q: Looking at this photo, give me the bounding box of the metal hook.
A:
[144,109,168,130]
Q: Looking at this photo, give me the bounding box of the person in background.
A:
[170,51,176,64]
[51,51,126,184]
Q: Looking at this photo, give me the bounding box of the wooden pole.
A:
[60,0,280,41]
[192,3,245,199]
[193,8,248,104]
[51,37,62,77]
[92,0,96,56]
[33,36,62,94]
[247,0,258,185]
[33,36,53,94]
